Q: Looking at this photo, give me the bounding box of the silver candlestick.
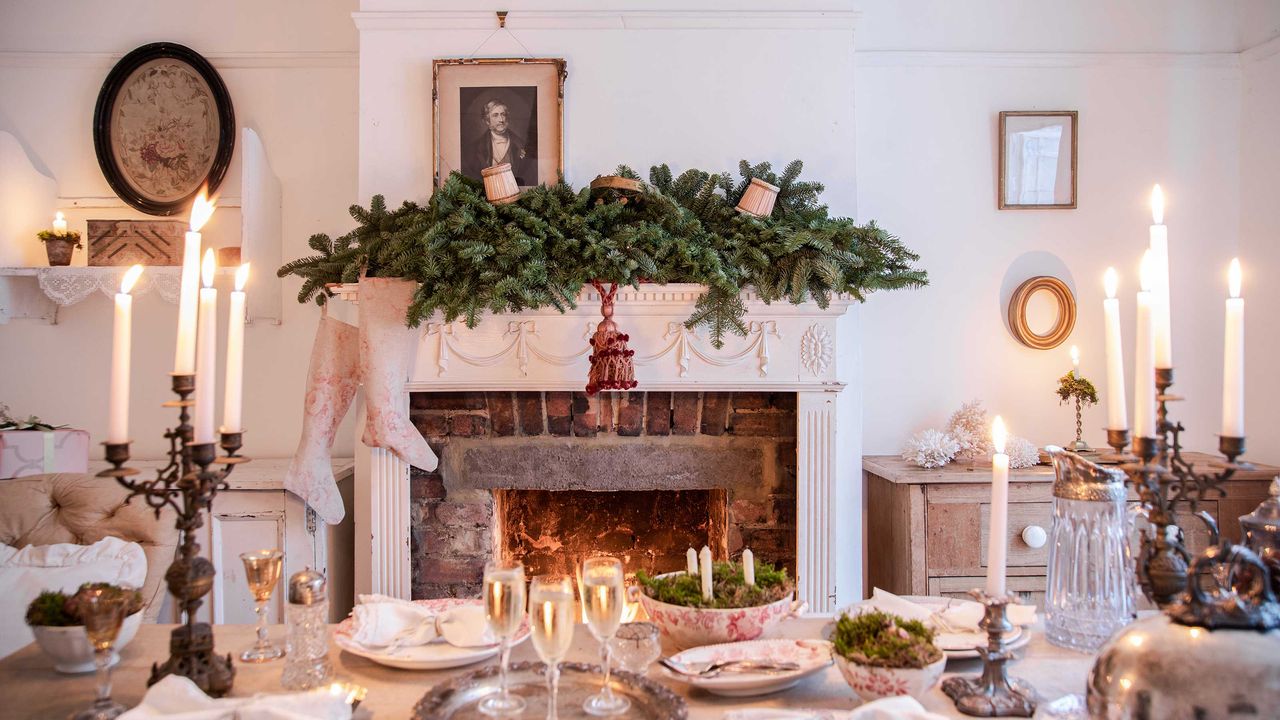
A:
[941,590,1036,717]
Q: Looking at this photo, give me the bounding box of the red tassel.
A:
[586,281,638,395]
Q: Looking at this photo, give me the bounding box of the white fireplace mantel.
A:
[345,283,861,612]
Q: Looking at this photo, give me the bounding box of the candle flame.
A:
[1228,258,1241,299]
[1139,250,1154,293]
[1070,345,1080,366]
[201,248,216,288]
[120,264,144,294]
[189,189,216,232]
[1151,184,1164,225]
[235,263,250,292]
[992,416,1007,454]
[1104,267,1118,299]
[54,211,65,223]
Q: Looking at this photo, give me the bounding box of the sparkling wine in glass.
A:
[530,575,575,720]
[240,549,285,662]
[480,561,527,717]
[72,587,131,720]
[581,556,630,716]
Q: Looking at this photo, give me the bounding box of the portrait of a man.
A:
[459,86,538,186]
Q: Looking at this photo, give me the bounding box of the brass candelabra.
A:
[96,372,250,697]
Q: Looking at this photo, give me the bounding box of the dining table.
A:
[0,616,1095,719]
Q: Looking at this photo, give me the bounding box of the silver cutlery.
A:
[659,657,801,678]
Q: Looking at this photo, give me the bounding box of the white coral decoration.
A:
[1006,435,1041,469]
[948,399,993,460]
[902,429,961,469]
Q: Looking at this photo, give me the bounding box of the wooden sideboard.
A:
[864,453,1278,606]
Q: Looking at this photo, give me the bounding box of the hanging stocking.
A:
[586,280,638,395]
[284,314,359,525]
[359,276,439,471]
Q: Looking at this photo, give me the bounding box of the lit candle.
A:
[175,191,215,375]
[1149,185,1173,369]
[986,417,1010,596]
[699,546,713,602]
[1223,259,1245,437]
[52,211,68,234]
[222,264,249,434]
[107,265,144,444]
[1070,345,1081,379]
[1134,251,1158,438]
[742,548,755,587]
[686,548,697,576]
[194,249,218,444]
[1102,268,1128,431]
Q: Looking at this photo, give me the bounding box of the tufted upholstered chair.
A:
[0,473,179,622]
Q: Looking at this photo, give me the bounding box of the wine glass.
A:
[240,549,285,662]
[581,556,630,716]
[530,575,575,720]
[72,587,131,720]
[480,560,527,717]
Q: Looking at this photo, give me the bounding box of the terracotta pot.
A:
[834,652,947,701]
[636,572,805,649]
[43,237,78,266]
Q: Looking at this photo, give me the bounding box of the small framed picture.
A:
[433,58,566,189]
[998,111,1077,209]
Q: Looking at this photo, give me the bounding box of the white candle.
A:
[686,548,698,576]
[1149,185,1173,369]
[107,265,144,444]
[1070,345,1081,379]
[742,548,755,587]
[1134,251,1158,438]
[222,264,249,434]
[1223,259,1245,437]
[699,546,713,602]
[1103,268,1128,431]
[52,211,67,234]
[175,191,215,375]
[194,249,218,444]
[986,416,1010,597]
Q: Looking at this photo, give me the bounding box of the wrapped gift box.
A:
[0,429,90,479]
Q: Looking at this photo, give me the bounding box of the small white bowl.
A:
[833,652,947,701]
[30,611,143,674]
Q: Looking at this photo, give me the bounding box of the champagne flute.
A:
[530,575,575,720]
[480,560,527,717]
[240,549,285,662]
[581,556,629,716]
[72,587,130,720]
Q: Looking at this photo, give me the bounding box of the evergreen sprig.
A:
[1057,372,1099,406]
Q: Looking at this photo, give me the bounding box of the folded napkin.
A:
[350,595,494,649]
[119,675,352,720]
[723,696,949,720]
[863,588,1036,631]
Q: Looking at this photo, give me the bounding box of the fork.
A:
[660,657,801,678]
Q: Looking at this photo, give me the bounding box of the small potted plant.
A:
[636,559,803,648]
[37,228,83,266]
[831,610,946,701]
[25,583,144,673]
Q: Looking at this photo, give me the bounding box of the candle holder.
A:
[96,371,249,697]
[941,590,1036,717]
[1065,396,1093,453]
[1098,427,1134,465]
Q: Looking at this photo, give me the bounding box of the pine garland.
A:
[278,160,928,346]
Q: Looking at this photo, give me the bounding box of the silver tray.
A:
[414,661,687,720]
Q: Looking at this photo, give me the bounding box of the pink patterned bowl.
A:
[833,653,947,701]
[636,574,805,649]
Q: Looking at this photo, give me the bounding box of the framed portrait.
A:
[433,58,566,189]
[93,42,236,216]
[998,111,1077,209]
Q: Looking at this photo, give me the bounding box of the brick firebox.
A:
[408,391,797,599]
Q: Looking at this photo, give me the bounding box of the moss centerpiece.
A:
[831,610,947,700]
[635,559,800,647]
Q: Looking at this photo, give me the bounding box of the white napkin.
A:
[119,675,353,720]
[863,588,1036,631]
[350,595,494,649]
[722,697,948,720]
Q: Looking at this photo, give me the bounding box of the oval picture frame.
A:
[1008,276,1076,349]
[93,42,236,216]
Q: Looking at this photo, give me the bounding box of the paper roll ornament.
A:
[482,163,521,205]
[736,177,780,218]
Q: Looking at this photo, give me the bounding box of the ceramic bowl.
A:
[833,652,947,701]
[30,611,143,674]
[636,573,804,649]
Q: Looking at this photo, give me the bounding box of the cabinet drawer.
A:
[980,503,1052,567]
[929,575,1046,608]
[926,496,1052,575]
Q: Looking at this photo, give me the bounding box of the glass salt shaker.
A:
[281,567,333,690]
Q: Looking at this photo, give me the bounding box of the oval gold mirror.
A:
[1008,276,1075,349]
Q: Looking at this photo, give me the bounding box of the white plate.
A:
[899,596,1028,660]
[334,598,530,671]
[660,638,833,698]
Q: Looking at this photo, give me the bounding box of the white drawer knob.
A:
[1021,525,1047,549]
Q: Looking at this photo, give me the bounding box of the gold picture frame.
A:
[998,111,1077,210]
[1008,276,1077,350]
[432,58,566,189]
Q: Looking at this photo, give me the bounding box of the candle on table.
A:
[699,546,713,602]
[222,264,249,434]
[194,249,218,445]
[107,265,144,444]
[175,191,215,375]
[1149,185,1173,369]
[1070,345,1081,379]
[1223,258,1245,437]
[1134,251,1158,439]
[985,416,1010,597]
[52,211,67,234]
[686,547,698,576]
[742,548,755,587]
[1102,268,1128,431]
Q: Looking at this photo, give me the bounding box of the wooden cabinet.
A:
[865,453,1277,606]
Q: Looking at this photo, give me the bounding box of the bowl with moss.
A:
[636,560,801,648]
[26,583,144,673]
[830,610,946,700]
